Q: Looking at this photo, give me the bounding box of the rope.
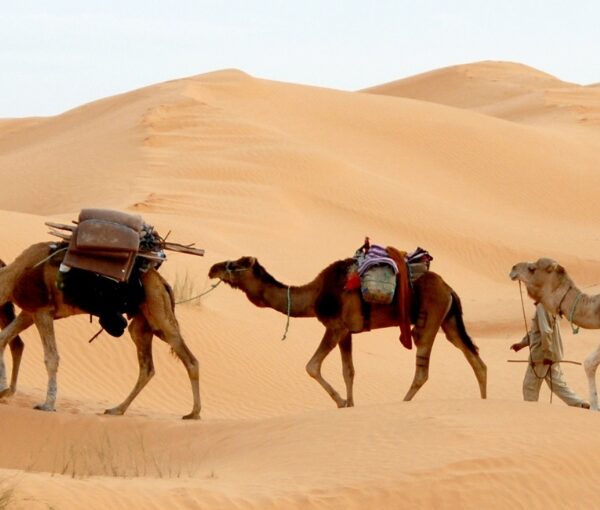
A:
[518,280,553,403]
[33,247,68,268]
[176,279,223,304]
[280,286,291,341]
[174,262,249,304]
[518,281,531,345]
[88,328,104,343]
[568,292,583,335]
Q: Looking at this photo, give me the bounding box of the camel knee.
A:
[187,358,199,380]
[143,363,155,380]
[306,360,320,379]
[10,337,24,356]
[584,352,599,377]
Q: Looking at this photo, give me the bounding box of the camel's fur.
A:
[209,256,487,406]
[510,257,600,410]
[0,242,201,419]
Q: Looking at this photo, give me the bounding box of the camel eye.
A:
[528,267,535,273]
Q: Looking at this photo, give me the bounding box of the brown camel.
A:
[510,257,600,411]
[209,256,487,406]
[0,242,201,419]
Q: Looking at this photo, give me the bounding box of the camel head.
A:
[509,257,568,305]
[208,256,258,288]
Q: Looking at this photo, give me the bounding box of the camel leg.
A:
[155,326,201,419]
[105,315,154,416]
[339,333,355,407]
[442,316,487,399]
[403,304,447,401]
[583,345,600,411]
[0,313,33,398]
[306,328,347,407]
[141,272,201,420]
[6,336,25,397]
[32,311,59,412]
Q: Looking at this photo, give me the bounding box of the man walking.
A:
[511,302,589,408]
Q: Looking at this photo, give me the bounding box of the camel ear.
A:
[538,258,559,273]
[238,256,256,269]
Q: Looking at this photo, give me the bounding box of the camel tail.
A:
[449,290,479,355]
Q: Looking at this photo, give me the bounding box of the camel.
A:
[510,257,600,410]
[209,256,487,406]
[0,242,201,419]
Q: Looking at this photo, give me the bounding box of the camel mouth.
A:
[509,270,519,281]
[208,263,225,280]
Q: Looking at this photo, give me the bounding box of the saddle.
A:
[63,209,144,282]
[349,239,433,351]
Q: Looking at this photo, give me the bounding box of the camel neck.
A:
[555,284,600,329]
[241,277,316,318]
[556,285,578,317]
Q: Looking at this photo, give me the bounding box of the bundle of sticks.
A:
[45,221,205,259]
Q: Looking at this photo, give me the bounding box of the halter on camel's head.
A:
[208,257,256,286]
[510,257,569,312]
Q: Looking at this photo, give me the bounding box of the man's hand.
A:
[542,358,554,365]
[510,343,524,352]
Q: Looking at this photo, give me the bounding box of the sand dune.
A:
[363,60,600,132]
[1,62,600,508]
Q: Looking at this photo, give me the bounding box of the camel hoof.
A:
[0,388,15,399]
[33,403,56,412]
[336,399,353,408]
[182,412,200,420]
[104,407,124,416]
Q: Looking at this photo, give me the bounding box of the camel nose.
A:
[208,264,220,278]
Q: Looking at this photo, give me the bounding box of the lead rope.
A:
[568,292,583,335]
[518,281,553,403]
[280,286,291,341]
[176,279,223,304]
[32,247,68,268]
[175,263,249,305]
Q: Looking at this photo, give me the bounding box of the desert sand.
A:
[1,60,600,508]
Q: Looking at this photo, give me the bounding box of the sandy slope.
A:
[363,61,600,133]
[1,62,600,508]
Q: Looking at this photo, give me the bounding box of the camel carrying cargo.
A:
[0,208,204,419]
[209,240,486,408]
[46,208,205,337]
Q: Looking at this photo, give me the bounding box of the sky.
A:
[1,1,599,118]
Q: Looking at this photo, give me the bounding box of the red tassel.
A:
[345,272,361,291]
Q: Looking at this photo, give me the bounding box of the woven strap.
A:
[387,246,412,350]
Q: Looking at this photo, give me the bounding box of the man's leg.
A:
[545,364,589,408]
[523,364,544,401]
